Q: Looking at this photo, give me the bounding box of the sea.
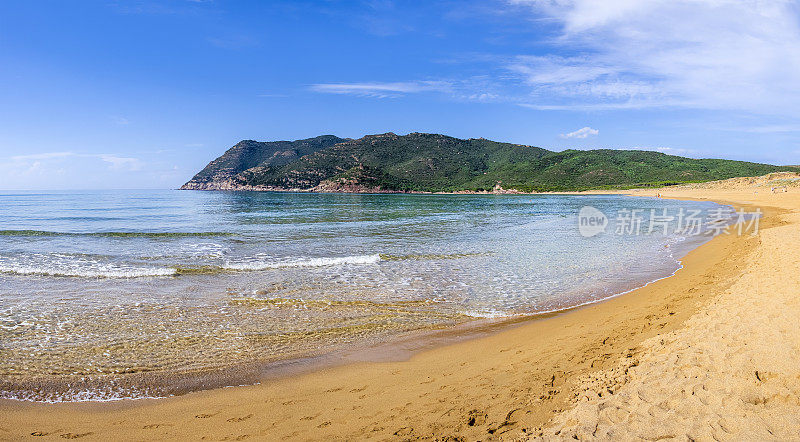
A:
[0,190,727,401]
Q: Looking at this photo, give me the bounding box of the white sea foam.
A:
[0,264,177,278]
[0,255,177,278]
[183,242,228,259]
[0,253,381,278]
[461,309,519,319]
[222,254,381,271]
[0,387,167,403]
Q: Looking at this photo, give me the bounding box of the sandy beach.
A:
[1,173,799,441]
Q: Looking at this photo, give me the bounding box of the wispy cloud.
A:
[11,152,75,161]
[309,81,453,98]
[5,152,143,171]
[98,154,142,170]
[507,0,800,113]
[323,1,800,116]
[518,102,661,111]
[560,126,598,139]
[728,125,800,134]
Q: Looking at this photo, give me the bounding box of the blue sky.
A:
[1,0,799,190]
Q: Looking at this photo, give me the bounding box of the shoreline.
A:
[535,184,800,439]
[0,188,780,439]
[0,251,692,405]
[0,196,714,405]
[177,172,795,195]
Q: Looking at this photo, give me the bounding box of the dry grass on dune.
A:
[674,171,800,190]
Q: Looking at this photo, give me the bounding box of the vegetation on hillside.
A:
[182,132,792,192]
[186,135,346,186]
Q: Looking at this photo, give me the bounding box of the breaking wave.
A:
[0,254,382,278]
[219,254,381,271]
[0,262,177,278]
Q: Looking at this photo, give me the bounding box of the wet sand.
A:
[1,173,798,440]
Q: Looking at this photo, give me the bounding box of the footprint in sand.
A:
[31,431,51,436]
[60,433,94,439]
[466,409,487,427]
[217,435,251,441]
[227,414,253,423]
[394,427,414,436]
[143,423,173,429]
[195,413,216,419]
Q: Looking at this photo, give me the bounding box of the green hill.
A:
[182,135,346,190]
[181,132,791,192]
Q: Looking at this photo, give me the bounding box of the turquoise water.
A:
[0,190,723,401]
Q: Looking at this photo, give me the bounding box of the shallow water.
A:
[0,190,725,401]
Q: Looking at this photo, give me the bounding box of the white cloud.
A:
[11,151,75,161]
[560,126,598,139]
[3,152,143,172]
[302,0,800,123]
[467,92,499,101]
[518,102,650,111]
[508,0,800,113]
[98,154,142,171]
[731,125,800,134]
[309,81,452,98]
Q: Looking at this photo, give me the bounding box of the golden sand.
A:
[536,174,800,440]
[1,173,799,440]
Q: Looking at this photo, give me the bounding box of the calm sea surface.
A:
[0,190,723,401]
